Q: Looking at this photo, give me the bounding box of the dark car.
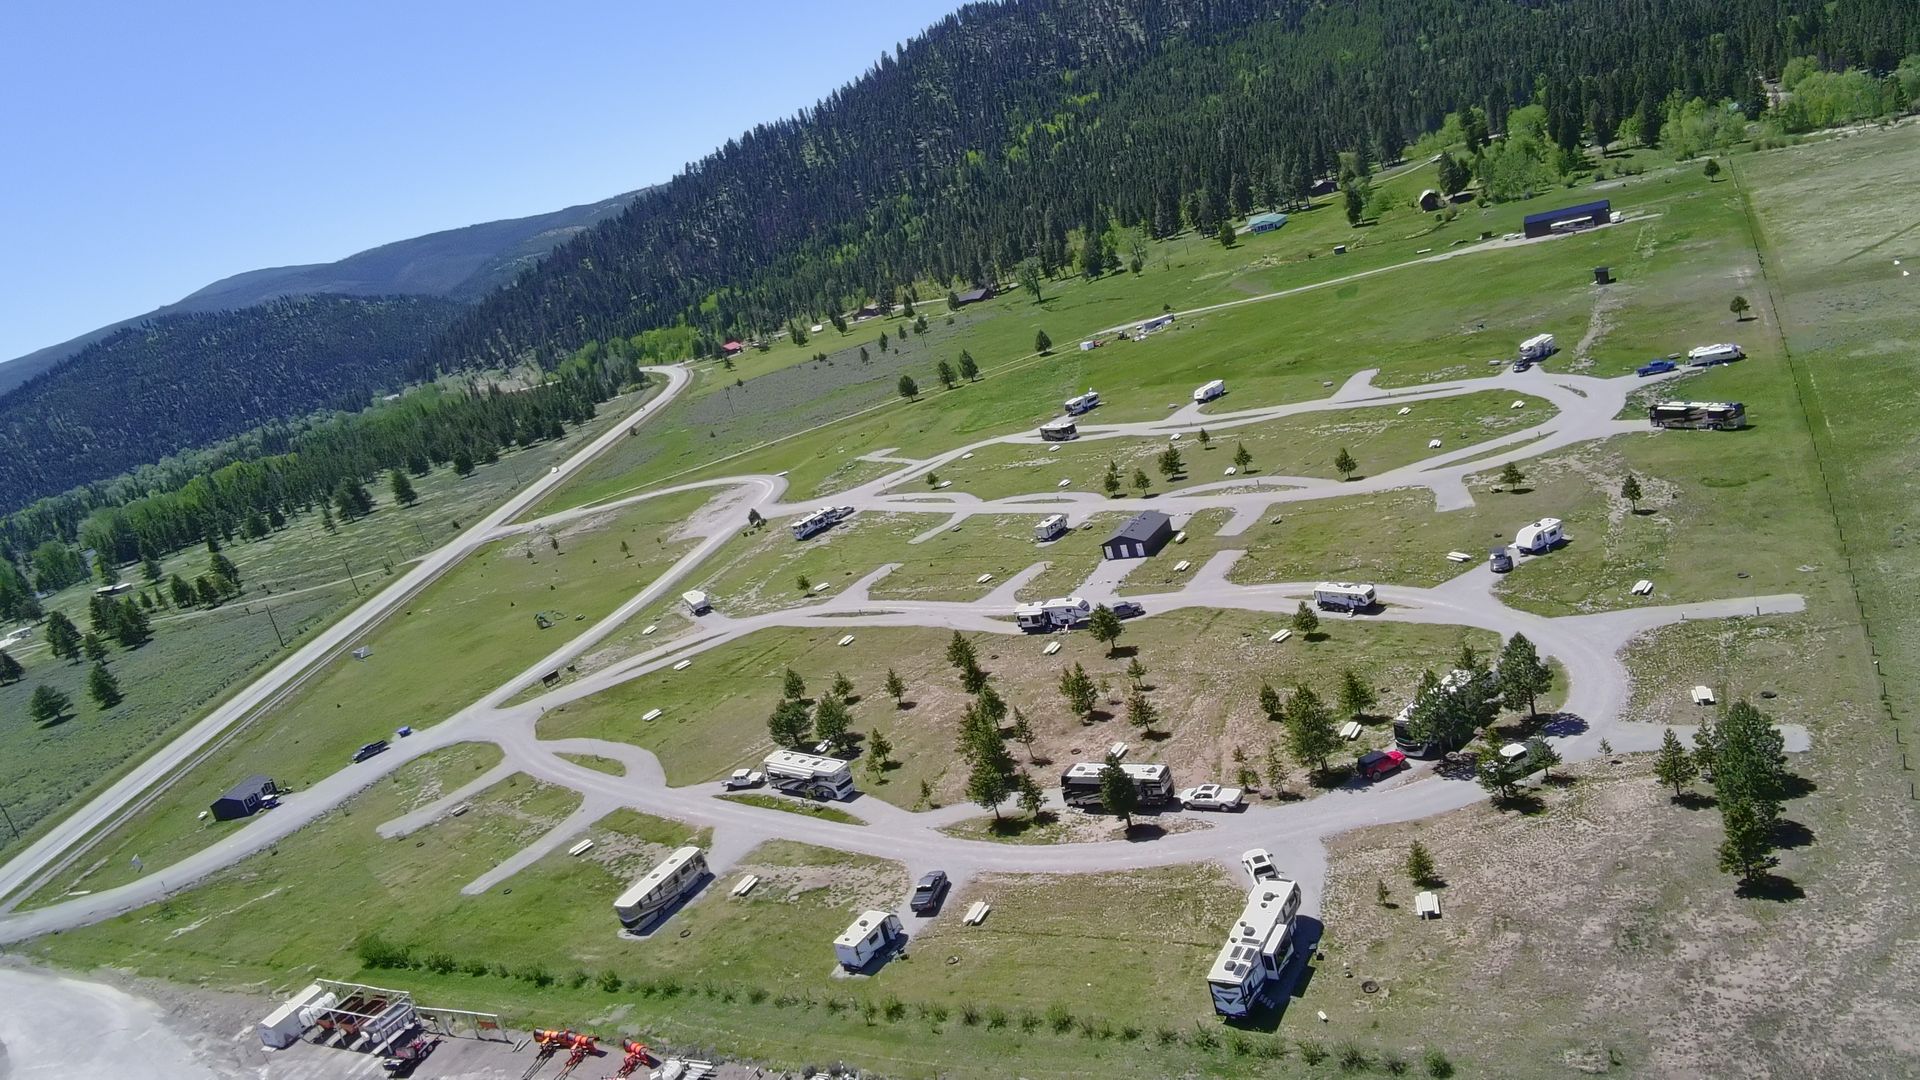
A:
[1357,748,1408,781]
[352,740,390,763]
[1511,358,1532,373]
[1636,358,1677,377]
[1112,601,1146,620]
[1489,546,1513,573]
[910,870,951,915]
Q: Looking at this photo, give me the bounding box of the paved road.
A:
[0,965,219,1079]
[0,367,692,912]
[0,341,1813,947]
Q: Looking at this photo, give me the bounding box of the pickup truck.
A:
[1178,783,1245,811]
[1636,358,1678,377]
[723,769,765,790]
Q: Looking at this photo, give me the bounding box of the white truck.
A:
[1193,378,1226,404]
[722,768,764,790]
[1179,783,1246,811]
[1033,513,1069,542]
[834,909,904,970]
[1686,342,1744,366]
[1519,333,1557,361]
[762,750,856,800]
[1064,389,1101,416]
[1014,595,1091,632]
[1313,581,1376,613]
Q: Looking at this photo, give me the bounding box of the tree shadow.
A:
[1494,792,1547,815]
[1671,790,1718,810]
[1309,765,1355,789]
[1734,873,1805,902]
[37,712,74,729]
[1109,644,1139,659]
[1141,730,1173,743]
[1084,709,1114,725]
[1779,773,1818,801]
[896,700,917,711]
[1771,818,1815,850]
[1121,823,1168,842]
[987,813,1056,838]
[1538,712,1589,738]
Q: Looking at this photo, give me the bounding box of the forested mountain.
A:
[0,190,640,395]
[0,296,459,506]
[423,0,1919,374]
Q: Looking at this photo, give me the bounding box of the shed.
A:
[952,285,996,307]
[1522,200,1611,239]
[721,340,745,356]
[1101,511,1173,560]
[211,775,279,821]
[1246,212,1288,234]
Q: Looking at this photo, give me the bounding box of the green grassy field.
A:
[23,489,713,904]
[536,613,1503,809]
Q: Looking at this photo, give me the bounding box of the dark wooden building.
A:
[211,775,279,821]
[1102,511,1173,560]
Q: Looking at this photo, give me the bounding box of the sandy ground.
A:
[0,962,222,1079]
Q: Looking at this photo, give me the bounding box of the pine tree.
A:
[1233,443,1253,472]
[1218,220,1237,247]
[1717,798,1778,886]
[82,632,109,662]
[936,359,957,389]
[1257,681,1284,722]
[1126,656,1147,689]
[1008,707,1037,760]
[965,727,1019,819]
[897,374,919,400]
[1497,633,1553,720]
[1126,689,1160,737]
[1196,429,1211,447]
[1157,446,1184,479]
[1405,841,1439,887]
[1058,662,1098,720]
[1103,460,1123,497]
[1291,601,1321,638]
[168,574,195,608]
[957,351,979,381]
[865,729,893,775]
[782,668,806,701]
[767,698,812,748]
[1729,294,1751,320]
[1653,728,1699,797]
[1088,604,1124,655]
[46,611,82,662]
[0,649,22,683]
[1131,468,1151,496]
[1337,668,1376,719]
[1284,684,1341,775]
[814,693,852,754]
[1098,756,1139,826]
[884,668,908,706]
[88,661,123,708]
[30,684,74,725]
[1034,329,1052,354]
[831,671,855,700]
[1016,771,1045,818]
[112,598,151,647]
[389,469,419,507]
[1334,447,1358,480]
[946,631,977,673]
[1621,473,1644,512]
[1499,462,1526,490]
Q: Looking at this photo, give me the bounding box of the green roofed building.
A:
[1246,212,1288,233]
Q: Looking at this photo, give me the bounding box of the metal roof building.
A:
[1521,199,1610,238]
[1101,511,1173,560]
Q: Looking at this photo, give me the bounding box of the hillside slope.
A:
[0,191,638,395]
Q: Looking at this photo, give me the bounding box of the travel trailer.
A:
[1193,378,1227,404]
[1648,401,1746,430]
[834,909,904,970]
[1313,582,1376,613]
[1033,514,1069,542]
[1014,595,1091,632]
[1514,517,1564,554]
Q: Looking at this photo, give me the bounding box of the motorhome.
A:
[762,750,857,800]
[681,590,711,616]
[1648,401,1746,430]
[1014,595,1091,632]
[1038,417,1078,441]
[834,909,904,970]
[1193,378,1227,404]
[1313,582,1376,613]
[613,846,708,930]
[1207,880,1305,1018]
[1514,517,1564,554]
[789,505,853,541]
[1033,514,1069,542]
[1686,343,1744,366]
[1063,389,1101,416]
[1394,668,1481,757]
[1519,333,1557,361]
[1059,761,1176,809]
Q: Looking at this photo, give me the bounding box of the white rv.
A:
[762,750,857,800]
[790,505,852,541]
[1514,517,1564,554]
[1014,595,1091,632]
[1059,761,1176,809]
[1519,333,1557,361]
[1207,880,1305,1018]
[1648,401,1747,430]
[1063,390,1101,416]
[1193,378,1227,404]
[1687,343,1744,366]
[1313,581,1377,612]
[834,909,904,970]
[614,846,708,929]
[1039,417,1078,442]
[1034,514,1069,542]
[681,590,711,616]
[1394,668,1482,757]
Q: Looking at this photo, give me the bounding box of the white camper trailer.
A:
[681,590,711,616]
[1514,517,1564,554]
[1313,581,1377,613]
[762,750,857,800]
[1034,514,1069,542]
[613,846,708,929]
[1207,880,1305,1018]
[1059,761,1176,809]
[1393,668,1482,757]
[1038,417,1078,441]
[1063,389,1101,416]
[1193,378,1227,404]
[1686,343,1744,366]
[1014,595,1091,632]
[1519,333,1557,361]
[834,909,905,970]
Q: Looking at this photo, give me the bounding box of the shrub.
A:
[487,962,511,979]
[1299,1040,1329,1065]
[423,952,456,975]
[882,997,905,1022]
[1385,1052,1410,1075]
[1186,1025,1220,1050]
[960,1003,983,1026]
[1424,1048,1456,1078]
[857,999,878,1024]
[567,969,590,990]
[1016,1010,1040,1033]
[1046,1003,1075,1033]
[518,964,554,988]
[1231,1034,1254,1056]
[1118,1023,1141,1041]
[825,997,849,1014]
[774,993,800,1009]
[748,987,770,1005]
[597,969,623,993]
[1337,1041,1372,1072]
[354,933,413,969]
[461,959,489,978]
[1257,1037,1287,1060]
[1155,1027,1181,1046]
[985,1007,1008,1030]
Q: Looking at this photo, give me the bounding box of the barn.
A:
[1521,200,1610,239]
[1246,212,1288,234]
[1102,511,1173,560]
[211,775,279,821]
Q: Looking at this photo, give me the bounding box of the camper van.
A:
[1014,595,1091,632]
[1039,417,1078,441]
[614,846,708,930]
[834,909,904,970]
[1033,514,1069,542]
[1648,401,1746,430]
[1313,582,1376,613]
[1686,343,1744,367]
[1059,761,1176,809]
[1207,880,1305,1018]
[762,750,857,800]
[1514,517,1564,554]
[1193,378,1227,404]
[1063,390,1101,416]
[1519,333,1557,361]
[1393,668,1482,757]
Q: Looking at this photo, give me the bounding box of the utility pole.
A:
[342,558,362,596]
[0,802,18,840]
[263,604,286,648]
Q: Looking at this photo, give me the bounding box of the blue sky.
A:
[0,0,960,362]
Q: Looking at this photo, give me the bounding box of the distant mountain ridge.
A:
[0,189,642,395]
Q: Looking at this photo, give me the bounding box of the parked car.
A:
[1636,358,1678,377]
[1357,748,1408,781]
[1511,358,1533,372]
[351,740,389,763]
[1178,784,1246,811]
[1489,546,1514,574]
[723,769,764,790]
[910,870,951,915]
[1498,742,1532,770]
[1112,601,1146,619]
[1240,848,1281,883]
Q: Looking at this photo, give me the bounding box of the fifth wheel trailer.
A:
[1193,378,1226,404]
[1059,761,1176,809]
[1648,401,1747,430]
[1207,879,1305,1018]
[1519,333,1557,361]
[1014,595,1091,632]
[762,750,857,800]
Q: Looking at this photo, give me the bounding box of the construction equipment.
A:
[555,1031,599,1078]
[522,1029,573,1080]
[610,1039,655,1078]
